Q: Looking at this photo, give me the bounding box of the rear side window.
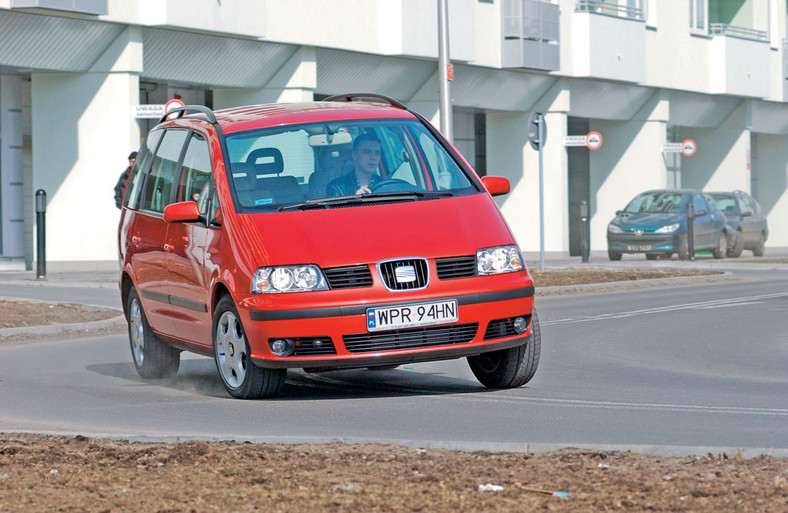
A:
[125,130,163,210]
[139,130,188,213]
[692,195,707,215]
[709,194,738,217]
[176,132,212,214]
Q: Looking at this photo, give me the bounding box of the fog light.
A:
[513,316,529,334]
[270,338,295,357]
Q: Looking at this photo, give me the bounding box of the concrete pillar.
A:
[486,82,569,254]
[682,102,750,192]
[31,27,141,267]
[213,47,316,108]
[751,133,788,247]
[590,91,669,250]
[1,74,24,257]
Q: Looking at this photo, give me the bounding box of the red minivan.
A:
[118,94,539,399]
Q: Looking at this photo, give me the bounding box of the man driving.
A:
[326,132,383,196]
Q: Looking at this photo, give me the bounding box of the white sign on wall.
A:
[662,139,697,156]
[132,99,186,119]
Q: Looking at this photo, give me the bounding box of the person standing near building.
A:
[114,151,137,208]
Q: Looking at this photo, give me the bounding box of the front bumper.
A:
[607,233,681,253]
[241,286,535,369]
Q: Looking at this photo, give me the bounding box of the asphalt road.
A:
[1,269,786,455]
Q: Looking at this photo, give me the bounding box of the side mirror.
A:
[164,201,201,223]
[481,176,510,197]
[694,210,707,218]
[741,211,753,218]
[615,210,623,216]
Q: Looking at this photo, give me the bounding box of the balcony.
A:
[708,27,770,97]
[571,0,646,83]
[501,0,560,71]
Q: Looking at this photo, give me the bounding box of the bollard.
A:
[580,199,590,263]
[685,198,695,261]
[35,189,47,279]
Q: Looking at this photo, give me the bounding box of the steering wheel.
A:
[368,178,414,193]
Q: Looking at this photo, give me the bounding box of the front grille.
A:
[293,337,336,356]
[324,265,373,289]
[378,258,429,291]
[484,315,531,340]
[343,323,479,353]
[436,255,476,279]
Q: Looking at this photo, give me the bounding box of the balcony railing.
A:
[575,0,643,20]
[709,23,768,42]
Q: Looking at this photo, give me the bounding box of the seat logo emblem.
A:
[635,229,644,236]
[395,266,417,283]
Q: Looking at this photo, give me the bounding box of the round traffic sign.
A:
[681,139,697,157]
[164,98,185,120]
[586,131,602,150]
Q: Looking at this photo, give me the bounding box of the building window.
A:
[690,0,708,34]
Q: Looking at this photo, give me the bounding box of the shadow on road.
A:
[86,358,515,401]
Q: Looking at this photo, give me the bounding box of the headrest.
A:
[246,147,284,175]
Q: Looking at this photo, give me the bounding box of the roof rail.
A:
[158,105,218,125]
[323,93,408,110]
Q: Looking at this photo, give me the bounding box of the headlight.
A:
[608,224,624,233]
[476,245,524,275]
[252,265,328,293]
[655,223,680,233]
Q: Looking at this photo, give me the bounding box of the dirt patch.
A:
[529,267,718,287]
[0,300,118,329]
[0,433,784,512]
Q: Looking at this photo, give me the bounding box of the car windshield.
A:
[709,194,738,217]
[224,119,478,212]
[623,191,688,214]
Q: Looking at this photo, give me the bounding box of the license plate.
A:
[366,300,458,332]
[627,245,652,251]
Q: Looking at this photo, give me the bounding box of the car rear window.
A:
[223,119,478,212]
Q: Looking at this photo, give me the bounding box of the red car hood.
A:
[237,194,517,268]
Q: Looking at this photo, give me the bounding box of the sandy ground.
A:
[0,433,785,512]
[2,266,785,512]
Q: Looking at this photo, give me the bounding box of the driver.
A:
[326,132,383,196]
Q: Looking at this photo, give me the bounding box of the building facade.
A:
[0,0,786,269]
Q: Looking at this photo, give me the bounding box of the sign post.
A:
[528,113,547,269]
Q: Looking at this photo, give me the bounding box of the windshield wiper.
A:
[277,190,454,211]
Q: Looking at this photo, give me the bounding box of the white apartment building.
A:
[0,0,786,269]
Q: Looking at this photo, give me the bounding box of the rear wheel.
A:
[712,232,727,259]
[752,236,766,257]
[728,230,744,258]
[468,310,541,389]
[126,288,180,379]
[213,295,286,399]
[608,250,622,261]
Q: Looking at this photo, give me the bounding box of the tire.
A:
[126,287,180,379]
[712,232,727,259]
[728,230,744,258]
[752,236,766,257]
[213,295,286,399]
[678,235,690,260]
[608,250,622,261]
[645,253,658,261]
[468,310,541,389]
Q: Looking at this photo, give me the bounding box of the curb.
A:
[1,429,786,459]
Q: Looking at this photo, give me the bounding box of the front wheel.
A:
[213,295,286,399]
[608,250,622,261]
[126,287,180,379]
[728,230,744,258]
[712,232,727,259]
[468,310,541,388]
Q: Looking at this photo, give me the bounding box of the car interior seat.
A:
[308,149,352,199]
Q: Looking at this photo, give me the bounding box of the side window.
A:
[692,195,707,215]
[139,130,188,213]
[125,130,163,210]
[176,132,212,214]
[740,195,755,216]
